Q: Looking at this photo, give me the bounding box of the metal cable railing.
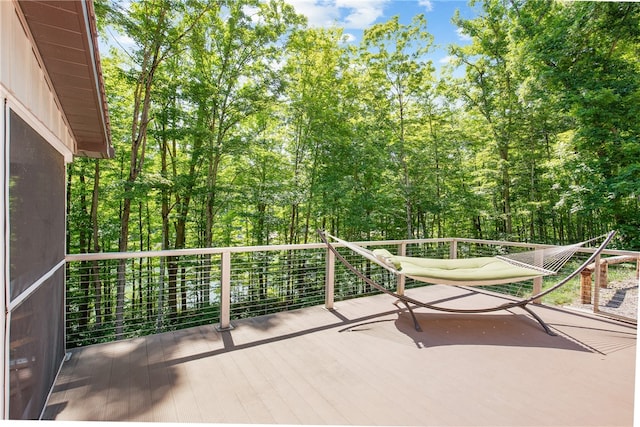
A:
[65,238,638,348]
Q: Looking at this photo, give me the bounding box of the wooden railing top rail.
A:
[65,237,639,262]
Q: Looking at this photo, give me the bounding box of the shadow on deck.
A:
[44,285,636,426]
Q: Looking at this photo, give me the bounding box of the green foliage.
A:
[70,0,640,250]
[76,0,640,244]
[66,0,640,343]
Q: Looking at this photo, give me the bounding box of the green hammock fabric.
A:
[372,249,543,282]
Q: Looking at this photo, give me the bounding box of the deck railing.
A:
[65,238,639,349]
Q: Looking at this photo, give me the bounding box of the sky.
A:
[284,0,478,68]
[104,0,478,73]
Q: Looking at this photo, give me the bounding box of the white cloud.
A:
[456,27,472,42]
[418,0,433,12]
[286,0,341,27]
[439,55,453,64]
[336,0,387,29]
[341,32,357,43]
[116,34,135,46]
[106,27,135,51]
[285,0,388,30]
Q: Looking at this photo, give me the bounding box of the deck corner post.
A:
[325,248,335,310]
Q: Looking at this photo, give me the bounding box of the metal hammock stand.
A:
[318,230,617,335]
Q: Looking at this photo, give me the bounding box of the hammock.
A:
[319,230,616,335]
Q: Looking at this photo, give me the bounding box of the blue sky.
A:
[104,0,478,72]
[285,0,478,67]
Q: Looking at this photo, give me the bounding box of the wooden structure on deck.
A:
[580,255,640,304]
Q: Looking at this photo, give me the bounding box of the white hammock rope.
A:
[327,232,608,280]
[496,234,608,275]
[324,233,402,274]
[496,244,580,276]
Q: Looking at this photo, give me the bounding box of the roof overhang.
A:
[18,0,114,159]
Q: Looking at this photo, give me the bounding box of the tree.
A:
[107,0,208,337]
[183,0,303,248]
[449,0,524,237]
[518,1,640,246]
[359,14,435,239]
[281,27,351,243]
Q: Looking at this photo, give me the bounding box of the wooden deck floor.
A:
[44,285,637,426]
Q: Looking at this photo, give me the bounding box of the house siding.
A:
[0,0,77,419]
[0,0,76,160]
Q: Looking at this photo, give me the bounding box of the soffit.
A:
[18,0,113,158]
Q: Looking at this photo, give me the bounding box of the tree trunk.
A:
[115,34,162,338]
[90,160,103,330]
[116,198,132,339]
[78,169,89,330]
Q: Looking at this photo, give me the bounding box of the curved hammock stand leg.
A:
[511,301,556,336]
[319,230,616,336]
[393,299,423,332]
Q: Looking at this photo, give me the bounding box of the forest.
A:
[66,0,640,258]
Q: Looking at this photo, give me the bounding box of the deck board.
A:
[43,286,637,426]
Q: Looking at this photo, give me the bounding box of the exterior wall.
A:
[0,0,76,420]
[0,0,76,161]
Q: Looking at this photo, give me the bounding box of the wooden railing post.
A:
[217,251,233,331]
[533,250,543,304]
[599,262,608,288]
[325,248,335,310]
[397,243,407,295]
[450,239,457,259]
[580,269,592,304]
[593,253,602,313]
